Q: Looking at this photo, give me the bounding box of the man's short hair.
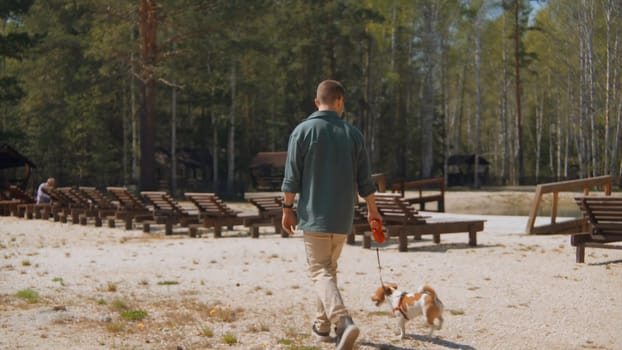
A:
[316,80,344,105]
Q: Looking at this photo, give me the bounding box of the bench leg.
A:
[143,223,150,233]
[79,216,87,225]
[576,244,585,263]
[124,219,132,230]
[363,232,371,249]
[468,229,477,246]
[347,232,355,244]
[94,216,102,227]
[251,226,259,238]
[189,227,198,238]
[399,230,408,252]
[433,233,440,244]
[165,222,173,235]
[71,211,79,224]
[439,199,445,212]
[214,226,222,238]
[107,218,115,228]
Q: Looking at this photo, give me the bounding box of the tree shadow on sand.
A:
[361,334,476,350]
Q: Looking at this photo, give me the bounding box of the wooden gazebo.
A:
[0,144,37,190]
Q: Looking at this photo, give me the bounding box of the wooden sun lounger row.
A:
[3,186,487,251]
[1,185,285,238]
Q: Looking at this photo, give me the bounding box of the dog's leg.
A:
[396,317,406,339]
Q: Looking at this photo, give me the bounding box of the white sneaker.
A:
[312,324,332,342]
[335,317,359,350]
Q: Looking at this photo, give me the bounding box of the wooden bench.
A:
[245,194,287,238]
[10,185,52,219]
[349,194,484,251]
[140,191,200,235]
[185,193,260,238]
[55,187,107,225]
[77,187,119,227]
[106,187,154,230]
[389,177,445,212]
[571,196,622,263]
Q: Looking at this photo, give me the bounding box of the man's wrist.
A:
[282,202,294,209]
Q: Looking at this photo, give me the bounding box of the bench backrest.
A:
[106,187,149,211]
[78,187,117,210]
[141,191,190,216]
[575,196,622,238]
[8,185,34,203]
[56,187,90,207]
[246,195,283,216]
[375,194,426,224]
[185,192,237,217]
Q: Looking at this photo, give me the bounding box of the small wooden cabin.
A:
[447,154,490,186]
[250,152,287,191]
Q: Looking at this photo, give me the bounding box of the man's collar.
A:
[307,110,340,120]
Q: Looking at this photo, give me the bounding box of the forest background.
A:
[2,0,622,198]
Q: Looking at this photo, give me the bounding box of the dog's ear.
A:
[383,283,398,295]
[372,286,386,305]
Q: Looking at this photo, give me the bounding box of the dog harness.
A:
[393,292,409,320]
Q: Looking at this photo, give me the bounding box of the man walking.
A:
[281,80,381,350]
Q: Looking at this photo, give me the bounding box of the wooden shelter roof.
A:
[0,144,37,169]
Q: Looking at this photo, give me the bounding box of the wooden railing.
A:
[525,175,612,234]
[371,174,445,212]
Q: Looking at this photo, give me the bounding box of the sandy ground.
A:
[1,191,621,350]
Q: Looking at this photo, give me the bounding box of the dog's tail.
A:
[419,284,443,307]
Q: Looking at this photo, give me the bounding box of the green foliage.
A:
[15,288,40,303]
[222,333,237,345]
[3,1,622,192]
[120,309,148,321]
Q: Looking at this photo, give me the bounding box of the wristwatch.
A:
[282,202,294,209]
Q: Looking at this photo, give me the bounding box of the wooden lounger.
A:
[140,191,200,235]
[185,192,260,238]
[349,194,485,252]
[106,187,153,230]
[245,194,287,238]
[571,196,622,263]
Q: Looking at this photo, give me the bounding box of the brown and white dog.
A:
[371,283,444,338]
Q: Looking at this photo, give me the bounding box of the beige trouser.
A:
[303,232,349,333]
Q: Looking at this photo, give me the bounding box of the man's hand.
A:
[281,209,297,236]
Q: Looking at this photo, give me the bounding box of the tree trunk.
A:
[610,1,621,177]
[226,61,237,196]
[171,85,177,196]
[420,2,437,179]
[211,106,218,193]
[139,0,158,190]
[500,12,509,184]
[122,71,128,185]
[473,2,483,188]
[513,0,523,185]
[535,87,543,182]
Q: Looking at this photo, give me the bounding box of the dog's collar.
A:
[393,292,409,320]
